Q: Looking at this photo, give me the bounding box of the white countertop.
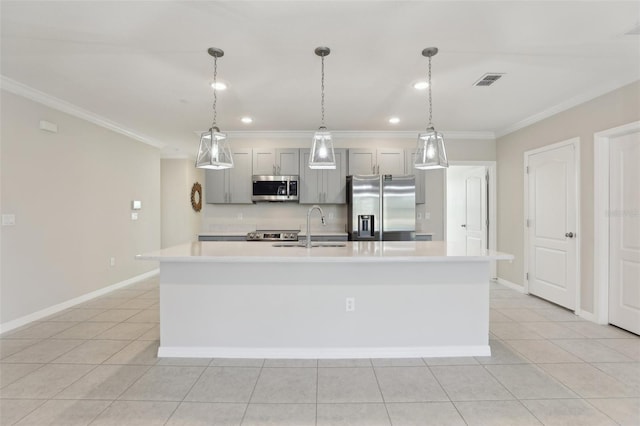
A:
[137,241,513,263]
[199,231,431,237]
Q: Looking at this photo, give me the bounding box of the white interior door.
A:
[527,143,577,310]
[609,132,640,334]
[464,167,487,254]
[446,166,487,252]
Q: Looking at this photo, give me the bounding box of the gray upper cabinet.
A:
[405,150,426,204]
[299,148,347,204]
[348,148,405,176]
[205,149,253,204]
[252,148,299,175]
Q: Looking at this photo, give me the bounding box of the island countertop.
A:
[137,240,513,263]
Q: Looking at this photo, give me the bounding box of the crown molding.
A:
[224,130,495,140]
[1,76,166,149]
[495,76,640,138]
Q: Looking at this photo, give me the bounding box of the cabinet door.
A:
[405,150,425,204]
[299,149,321,204]
[252,149,276,175]
[323,149,347,204]
[377,148,405,176]
[205,169,228,204]
[228,150,253,204]
[276,149,299,175]
[348,149,376,175]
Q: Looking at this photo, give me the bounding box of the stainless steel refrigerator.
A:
[347,175,416,241]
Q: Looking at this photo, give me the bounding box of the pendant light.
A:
[309,46,336,170]
[196,47,233,169]
[415,47,448,170]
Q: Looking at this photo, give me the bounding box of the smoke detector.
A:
[473,73,504,87]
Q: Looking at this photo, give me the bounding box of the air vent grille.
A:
[474,73,504,87]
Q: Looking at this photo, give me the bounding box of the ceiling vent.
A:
[474,73,504,87]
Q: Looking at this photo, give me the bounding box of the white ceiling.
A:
[2,1,639,157]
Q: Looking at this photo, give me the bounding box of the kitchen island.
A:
[137,241,512,359]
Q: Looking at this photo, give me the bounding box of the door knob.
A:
[565,232,574,238]
[461,224,467,228]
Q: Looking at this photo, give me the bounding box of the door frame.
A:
[523,138,581,314]
[594,120,640,325]
[445,161,497,278]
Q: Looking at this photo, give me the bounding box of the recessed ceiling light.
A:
[210,82,227,91]
[413,81,429,90]
[241,117,253,124]
[388,117,400,124]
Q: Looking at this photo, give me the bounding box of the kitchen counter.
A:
[137,241,512,359]
[138,241,508,263]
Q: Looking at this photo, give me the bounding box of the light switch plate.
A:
[131,200,142,210]
[2,214,16,226]
[39,120,58,133]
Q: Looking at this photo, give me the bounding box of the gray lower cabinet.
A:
[198,235,246,241]
[299,148,347,204]
[307,234,348,242]
[205,149,253,204]
[415,234,433,241]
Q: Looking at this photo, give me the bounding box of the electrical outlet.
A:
[345,297,355,312]
[417,212,422,220]
[237,212,243,220]
[424,212,431,220]
[328,212,334,220]
[110,257,116,267]
[131,212,139,220]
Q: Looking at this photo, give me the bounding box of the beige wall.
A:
[496,80,640,314]
[202,136,495,241]
[161,159,203,248]
[0,92,161,325]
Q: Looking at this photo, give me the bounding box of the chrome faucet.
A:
[306,205,326,248]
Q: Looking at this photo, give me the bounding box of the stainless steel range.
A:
[246,230,299,241]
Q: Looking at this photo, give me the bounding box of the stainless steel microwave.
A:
[252,175,299,202]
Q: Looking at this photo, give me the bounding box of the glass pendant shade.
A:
[415,127,448,170]
[195,128,233,170]
[309,127,336,169]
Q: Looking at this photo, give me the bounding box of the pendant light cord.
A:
[321,54,325,127]
[212,55,218,129]
[427,55,433,129]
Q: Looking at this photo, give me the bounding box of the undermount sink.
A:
[272,242,346,248]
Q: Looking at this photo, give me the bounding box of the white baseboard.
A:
[0,269,159,334]
[495,278,525,293]
[158,345,491,359]
[578,309,598,323]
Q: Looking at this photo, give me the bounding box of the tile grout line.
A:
[479,361,548,425]
[424,363,468,425]
[238,358,265,425]
[161,362,210,426]
[370,363,393,426]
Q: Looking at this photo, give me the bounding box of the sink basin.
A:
[272,242,346,248]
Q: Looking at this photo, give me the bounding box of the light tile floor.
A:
[1,278,638,425]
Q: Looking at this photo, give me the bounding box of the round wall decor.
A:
[190,182,202,212]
